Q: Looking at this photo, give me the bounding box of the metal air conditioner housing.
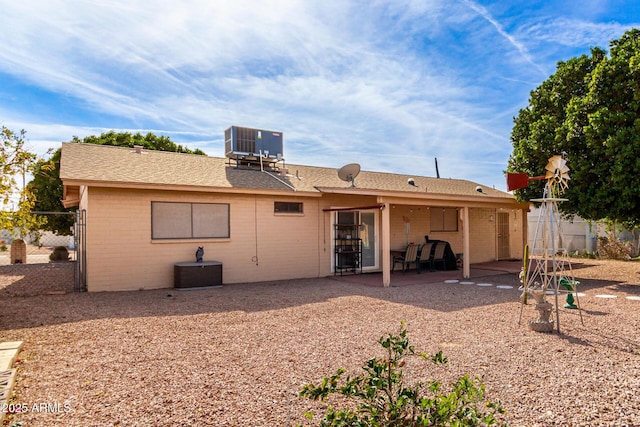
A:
[225,126,283,162]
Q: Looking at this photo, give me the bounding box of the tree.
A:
[508,29,640,228]
[29,131,207,234]
[0,127,42,238]
[27,148,75,235]
[69,131,207,155]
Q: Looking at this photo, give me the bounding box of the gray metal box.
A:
[225,126,283,160]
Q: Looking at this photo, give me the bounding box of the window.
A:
[430,207,458,232]
[152,202,229,239]
[274,201,303,214]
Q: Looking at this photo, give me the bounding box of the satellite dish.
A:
[338,163,361,187]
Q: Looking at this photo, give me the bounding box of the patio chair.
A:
[392,243,419,273]
[417,242,434,273]
[430,241,448,271]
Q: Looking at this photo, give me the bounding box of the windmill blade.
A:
[544,155,570,195]
[545,155,566,173]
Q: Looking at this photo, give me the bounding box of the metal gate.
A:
[73,209,87,292]
[0,210,86,295]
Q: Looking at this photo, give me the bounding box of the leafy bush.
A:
[299,323,506,426]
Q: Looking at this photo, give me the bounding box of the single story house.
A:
[60,142,529,292]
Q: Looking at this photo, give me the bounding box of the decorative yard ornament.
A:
[544,155,570,198]
[516,155,583,333]
[195,246,204,263]
[506,154,570,197]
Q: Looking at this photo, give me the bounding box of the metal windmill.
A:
[508,155,583,333]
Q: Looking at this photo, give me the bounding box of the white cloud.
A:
[520,18,637,49]
[0,0,636,191]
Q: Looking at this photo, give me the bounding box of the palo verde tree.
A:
[29,131,207,235]
[0,126,42,238]
[508,29,640,228]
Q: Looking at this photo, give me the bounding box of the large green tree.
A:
[29,131,206,234]
[508,29,640,227]
[0,127,41,238]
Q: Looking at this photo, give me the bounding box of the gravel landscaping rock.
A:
[1,259,639,426]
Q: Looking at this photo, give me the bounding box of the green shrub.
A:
[299,323,506,426]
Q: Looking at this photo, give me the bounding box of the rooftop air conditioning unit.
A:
[225,126,283,162]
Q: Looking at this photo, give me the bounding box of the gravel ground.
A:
[1,259,639,426]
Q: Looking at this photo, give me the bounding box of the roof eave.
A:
[61,179,322,197]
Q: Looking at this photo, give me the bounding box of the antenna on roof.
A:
[435,157,440,178]
[337,163,361,188]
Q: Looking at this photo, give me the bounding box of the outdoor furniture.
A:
[174,261,223,288]
[417,242,434,273]
[391,249,405,272]
[392,243,419,273]
[430,242,448,271]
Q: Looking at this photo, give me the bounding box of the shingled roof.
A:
[60,142,515,201]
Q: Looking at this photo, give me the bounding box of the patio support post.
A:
[462,206,470,279]
[522,207,528,257]
[381,201,391,287]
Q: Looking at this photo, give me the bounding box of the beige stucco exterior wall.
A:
[464,207,525,262]
[82,187,524,291]
[468,208,498,263]
[508,208,525,259]
[85,187,325,291]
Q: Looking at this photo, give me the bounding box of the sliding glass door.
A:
[335,210,378,270]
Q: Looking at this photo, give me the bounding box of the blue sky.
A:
[1,1,638,191]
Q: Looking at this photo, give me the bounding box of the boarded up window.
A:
[152,202,229,239]
[430,208,458,232]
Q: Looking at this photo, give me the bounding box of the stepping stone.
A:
[626,296,640,301]
[595,294,617,299]
[496,285,514,289]
[459,281,475,285]
[476,283,493,287]
[444,279,459,284]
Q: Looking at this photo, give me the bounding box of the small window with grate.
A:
[274,202,303,214]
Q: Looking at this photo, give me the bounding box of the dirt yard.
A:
[1,259,639,426]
